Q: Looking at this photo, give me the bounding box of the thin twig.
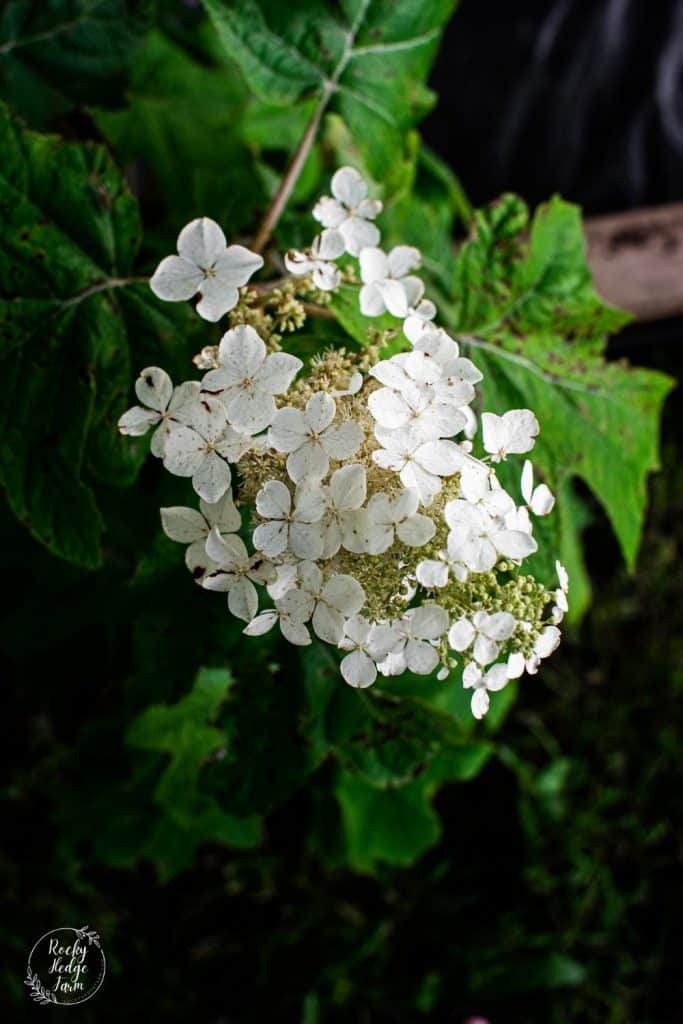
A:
[251,84,333,254]
[302,301,335,319]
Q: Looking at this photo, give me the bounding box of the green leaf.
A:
[126,667,262,875]
[450,194,674,581]
[0,0,151,128]
[0,102,200,567]
[201,0,456,185]
[335,768,441,871]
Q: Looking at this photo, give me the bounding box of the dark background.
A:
[3,2,682,1021]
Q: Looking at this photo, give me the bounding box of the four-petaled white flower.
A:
[445,497,537,573]
[448,611,516,666]
[160,491,241,584]
[373,425,464,506]
[482,409,539,461]
[202,528,275,621]
[338,615,400,688]
[163,396,250,503]
[201,325,302,435]
[377,605,449,676]
[269,392,363,483]
[363,488,435,555]
[359,245,423,318]
[463,661,510,719]
[313,167,382,256]
[315,464,367,558]
[521,460,555,515]
[150,217,263,322]
[253,480,326,559]
[278,561,365,645]
[284,228,345,291]
[118,367,199,457]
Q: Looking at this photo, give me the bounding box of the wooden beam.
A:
[584,203,683,322]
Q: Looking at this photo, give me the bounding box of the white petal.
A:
[284,249,316,276]
[416,559,449,588]
[473,634,499,666]
[484,611,516,641]
[534,625,561,658]
[163,425,205,477]
[168,380,201,423]
[312,262,341,292]
[254,352,303,395]
[228,577,258,622]
[359,281,386,317]
[306,392,336,433]
[321,574,365,616]
[356,197,382,219]
[471,688,490,719]
[160,506,207,544]
[530,483,555,516]
[341,614,371,648]
[340,216,380,256]
[314,227,345,261]
[213,244,264,288]
[269,407,309,453]
[118,405,160,436]
[396,513,435,547]
[377,279,410,318]
[214,425,251,462]
[387,245,421,278]
[280,615,312,646]
[244,611,278,636]
[409,604,449,640]
[359,247,388,284]
[218,324,266,380]
[368,388,409,428]
[321,420,364,460]
[200,492,240,534]
[330,464,367,511]
[177,217,226,265]
[191,395,227,442]
[293,487,326,523]
[492,528,538,560]
[224,387,275,435]
[341,649,377,688]
[135,367,173,412]
[331,166,367,208]
[485,663,510,692]
[253,520,289,557]
[415,439,461,476]
[312,602,346,644]
[521,460,534,504]
[287,442,329,483]
[256,479,291,519]
[195,278,239,321]
[448,618,475,652]
[405,638,439,675]
[312,195,346,228]
[289,522,324,560]
[150,255,202,302]
[506,652,526,679]
[192,451,231,503]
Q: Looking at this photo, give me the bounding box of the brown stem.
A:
[251,84,334,255]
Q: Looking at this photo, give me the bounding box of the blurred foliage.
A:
[0,2,679,1020]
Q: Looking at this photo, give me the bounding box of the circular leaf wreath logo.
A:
[25,926,106,1006]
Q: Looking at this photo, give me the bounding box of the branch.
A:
[251,84,333,255]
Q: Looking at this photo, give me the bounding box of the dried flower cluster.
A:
[119,167,567,718]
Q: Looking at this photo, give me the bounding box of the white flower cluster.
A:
[119,166,567,719]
